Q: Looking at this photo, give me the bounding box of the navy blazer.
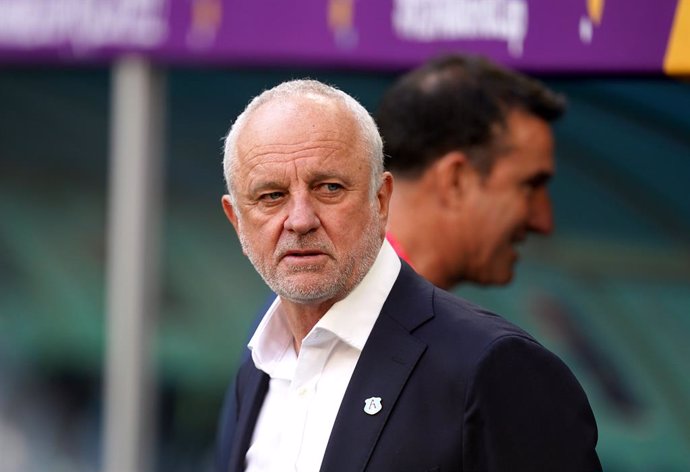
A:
[216,263,601,472]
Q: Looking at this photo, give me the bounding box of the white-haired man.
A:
[216,80,600,472]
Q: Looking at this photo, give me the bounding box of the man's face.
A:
[223,97,391,305]
[456,110,555,285]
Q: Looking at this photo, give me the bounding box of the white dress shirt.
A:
[244,240,401,472]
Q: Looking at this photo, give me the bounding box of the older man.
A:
[217,80,600,471]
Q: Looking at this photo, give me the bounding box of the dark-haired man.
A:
[379,54,564,288]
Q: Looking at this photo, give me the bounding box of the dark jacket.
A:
[216,263,601,471]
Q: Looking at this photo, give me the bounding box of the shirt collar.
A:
[248,239,401,376]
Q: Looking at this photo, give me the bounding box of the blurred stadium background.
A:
[1,1,689,471]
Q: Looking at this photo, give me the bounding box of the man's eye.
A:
[261,191,284,201]
[525,173,550,190]
[323,183,342,192]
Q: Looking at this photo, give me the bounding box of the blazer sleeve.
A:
[462,335,602,472]
[214,379,239,472]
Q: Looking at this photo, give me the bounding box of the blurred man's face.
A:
[456,109,555,285]
[222,97,391,304]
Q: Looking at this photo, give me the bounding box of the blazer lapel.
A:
[227,365,269,472]
[319,263,434,472]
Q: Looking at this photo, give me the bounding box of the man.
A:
[217,79,600,471]
[379,54,564,288]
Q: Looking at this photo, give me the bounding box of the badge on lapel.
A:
[363,396,382,415]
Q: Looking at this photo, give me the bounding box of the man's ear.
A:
[221,195,240,235]
[377,171,394,225]
[432,151,475,207]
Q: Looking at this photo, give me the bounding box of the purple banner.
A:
[0,0,684,73]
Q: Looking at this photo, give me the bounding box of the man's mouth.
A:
[280,250,329,263]
[284,250,325,257]
[511,232,527,245]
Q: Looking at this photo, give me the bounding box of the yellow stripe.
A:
[587,0,605,25]
[664,0,690,74]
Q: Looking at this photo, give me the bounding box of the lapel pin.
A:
[363,396,382,415]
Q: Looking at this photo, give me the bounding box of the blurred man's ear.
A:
[432,151,476,207]
[221,195,240,235]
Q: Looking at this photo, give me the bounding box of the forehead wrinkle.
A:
[242,147,348,193]
[239,137,354,177]
[243,140,348,161]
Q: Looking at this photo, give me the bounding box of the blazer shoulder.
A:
[384,263,539,359]
[462,331,601,471]
[426,286,538,353]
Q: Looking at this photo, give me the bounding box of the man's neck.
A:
[280,298,336,353]
[388,179,457,290]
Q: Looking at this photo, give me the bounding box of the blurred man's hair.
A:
[376,54,566,178]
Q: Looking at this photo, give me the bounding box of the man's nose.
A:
[284,193,321,234]
[528,190,554,235]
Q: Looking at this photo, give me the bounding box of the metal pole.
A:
[102,56,165,472]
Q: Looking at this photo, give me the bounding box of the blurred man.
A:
[216,79,600,471]
[378,54,565,288]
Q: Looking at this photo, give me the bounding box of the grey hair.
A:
[222,79,384,206]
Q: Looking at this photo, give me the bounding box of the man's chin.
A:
[491,247,519,285]
[495,264,516,285]
[476,265,514,286]
[492,274,513,286]
[276,286,341,305]
[271,273,342,304]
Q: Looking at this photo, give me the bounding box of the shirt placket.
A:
[291,330,335,472]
